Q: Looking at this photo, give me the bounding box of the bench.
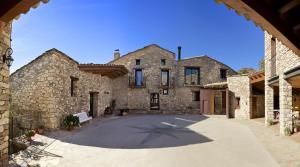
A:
[73,112,92,124]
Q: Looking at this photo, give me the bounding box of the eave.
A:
[0,0,49,23]
[215,0,300,56]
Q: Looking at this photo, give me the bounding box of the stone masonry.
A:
[110,44,236,114]
[264,32,300,135]
[0,21,11,167]
[227,75,252,119]
[10,49,113,129]
[11,44,237,130]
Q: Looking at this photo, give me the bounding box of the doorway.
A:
[150,93,160,110]
[89,92,99,117]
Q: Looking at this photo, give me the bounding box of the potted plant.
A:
[267,118,274,126]
[25,130,35,141]
[284,127,292,136]
[63,114,79,131]
[293,124,299,133]
[36,125,45,134]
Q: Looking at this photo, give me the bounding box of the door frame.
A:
[150,93,160,110]
[89,92,99,117]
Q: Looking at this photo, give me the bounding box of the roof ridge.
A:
[10,48,78,76]
[107,44,175,64]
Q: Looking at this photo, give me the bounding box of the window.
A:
[235,97,240,109]
[161,70,169,86]
[162,89,168,95]
[135,69,143,86]
[161,59,166,66]
[136,59,141,65]
[271,37,276,76]
[70,77,78,96]
[185,67,200,85]
[220,69,227,79]
[271,37,276,57]
[192,91,200,101]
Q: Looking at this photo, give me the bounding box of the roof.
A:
[11,48,78,76]
[250,71,265,84]
[216,0,300,56]
[78,64,128,78]
[180,55,237,74]
[108,44,176,64]
[0,0,49,23]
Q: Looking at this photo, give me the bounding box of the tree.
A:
[259,57,265,71]
[237,68,257,75]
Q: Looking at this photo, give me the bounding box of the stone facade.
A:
[110,44,236,114]
[10,49,113,129]
[0,21,11,167]
[11,44,237,128]
[227,75,252,119]
[264,32,300,134]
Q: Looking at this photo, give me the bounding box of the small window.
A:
[135,69,143,86]
[161,70,169,86]
[185,67,200,85]
[136,59,141,65]
[235,97,240,109]
[162,89,168,95]
[220,69,227,79]
[161,59,166,66]
[70,77,79,97]
[192,91,200,101]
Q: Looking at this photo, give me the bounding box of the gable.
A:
[108,44,175,64]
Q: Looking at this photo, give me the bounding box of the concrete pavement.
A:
[15,115,281,167]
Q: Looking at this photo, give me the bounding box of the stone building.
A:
[0,22,11,167]
[10,49,127,129]
[265,32,300,134]
[109,44,237,114]
[227,72,265,120]
[0,1,49,166]
[11,44,237,129]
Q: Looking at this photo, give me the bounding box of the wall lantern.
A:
[2,47,14,68]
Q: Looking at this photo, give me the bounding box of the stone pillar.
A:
[0,21,11,167]
[264,32,275,125]
[279,76,293,135]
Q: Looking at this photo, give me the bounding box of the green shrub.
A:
[63,114,79,130]
[267,118,274,126]
[284,127,292,136]
[25,130,35,138]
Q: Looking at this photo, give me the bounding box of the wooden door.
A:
[150,93,160,110]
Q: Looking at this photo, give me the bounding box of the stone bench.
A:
[73,112,92,124]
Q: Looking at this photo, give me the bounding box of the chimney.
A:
[178,46,181,61]
[114,49,120,60]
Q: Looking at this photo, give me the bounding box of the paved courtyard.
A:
[14,115,284,167]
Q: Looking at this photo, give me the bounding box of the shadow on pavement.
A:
[47,115,213,149]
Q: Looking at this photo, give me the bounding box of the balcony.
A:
[129,76,146,88]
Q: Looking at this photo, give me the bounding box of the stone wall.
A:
[264,32,300,134]
[10,49,112,129]
[0,21,11,167]
[111,44,237,114]
[227,75,252,119]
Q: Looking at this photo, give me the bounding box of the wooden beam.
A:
[0,0,43,22]
[279,0,300,15]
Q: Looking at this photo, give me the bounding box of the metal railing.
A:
[128,76,146,88]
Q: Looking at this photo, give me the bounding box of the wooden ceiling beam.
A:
[279,0,300,15]
[0,0,46,23]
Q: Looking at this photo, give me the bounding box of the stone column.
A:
[279,76,293,135]
[264,32,275,125]
[0,21,11,167]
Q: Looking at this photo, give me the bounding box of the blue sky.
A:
[11,0,264,72]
